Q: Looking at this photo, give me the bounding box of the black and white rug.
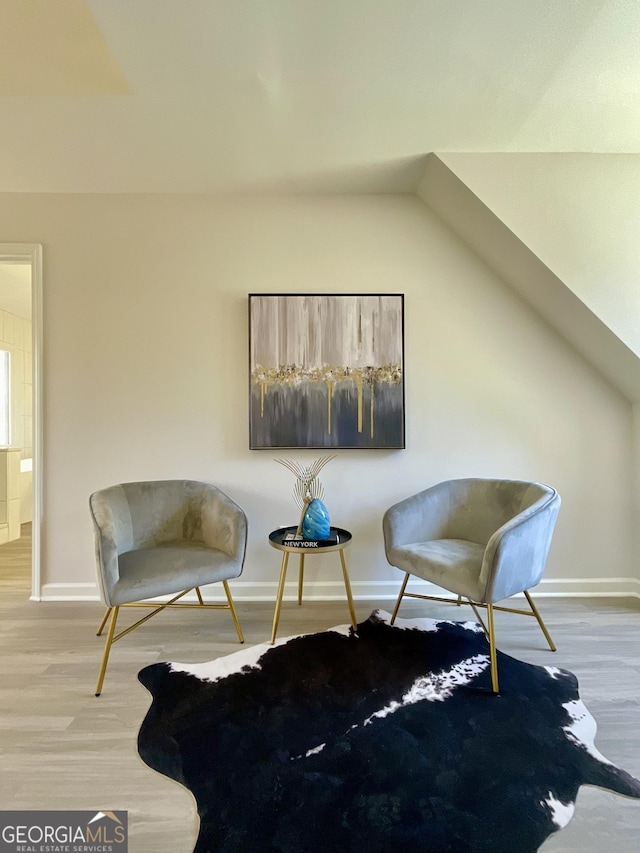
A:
[137,610,640,853]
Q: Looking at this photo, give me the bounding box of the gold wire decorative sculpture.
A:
[275,455,336,536]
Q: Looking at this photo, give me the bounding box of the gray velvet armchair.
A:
[383,478,561,693]
[90,479,247,695]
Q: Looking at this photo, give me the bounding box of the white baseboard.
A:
[39,583,99,601]
[40,576,640,602]
[531,577,640,598]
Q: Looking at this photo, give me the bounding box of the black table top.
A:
[269,525,352,552]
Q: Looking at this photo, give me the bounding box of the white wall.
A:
[0,193,634,601]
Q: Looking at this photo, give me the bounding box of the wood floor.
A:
[0,529,638,852]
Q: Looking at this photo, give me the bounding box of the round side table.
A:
[268,526,357,643]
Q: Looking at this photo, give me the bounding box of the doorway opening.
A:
[0,244,42,600]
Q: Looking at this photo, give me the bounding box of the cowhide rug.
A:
[137,610,640,853]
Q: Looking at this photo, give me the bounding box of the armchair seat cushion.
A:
[112,540,243,606]
[389,538,485,602]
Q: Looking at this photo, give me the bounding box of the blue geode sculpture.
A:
[302,499,331,540]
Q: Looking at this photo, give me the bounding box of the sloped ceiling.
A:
[0,0,637,192]
[437,153,640,357]
[419,154,640,401]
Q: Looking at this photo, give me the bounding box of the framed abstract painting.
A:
[249,293,405,449]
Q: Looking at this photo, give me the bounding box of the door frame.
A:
[0,243,43,600]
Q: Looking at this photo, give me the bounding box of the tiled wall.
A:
[0,309,32,460]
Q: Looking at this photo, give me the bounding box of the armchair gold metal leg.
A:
[468,600,489,640]
[391,573,410,624]
[524,590,556,652]
[96,607,112,636]
[339,549,358,631]
[271,552,289,644]
[486,604,499,694]
[297,554,305,605]
[456,595,462,607]
[195,587,204,605]
[222,580,244,644]
[116,590,191,641]
[95,606,119,696]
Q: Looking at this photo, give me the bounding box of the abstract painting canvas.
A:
[249,294,404,449]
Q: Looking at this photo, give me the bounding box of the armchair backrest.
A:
[90,480,207,553]
[479,481,560,602]
[119,480,208,549]
[444,479,554,546]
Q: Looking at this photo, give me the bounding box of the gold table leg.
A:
[339,549,358,631]
[298,553,305,605]
[270,551,290,644]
